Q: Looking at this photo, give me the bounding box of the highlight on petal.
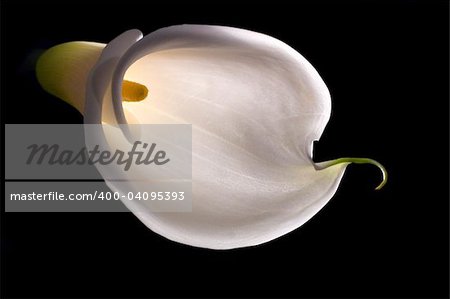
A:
[36,25,387,249]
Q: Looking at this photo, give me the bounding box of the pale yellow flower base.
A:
[36,42,147,114]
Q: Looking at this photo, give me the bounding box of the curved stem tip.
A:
[322,157,388,190]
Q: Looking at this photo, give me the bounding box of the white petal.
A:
[86,25,348,249]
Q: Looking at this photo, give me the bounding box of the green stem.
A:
[322,157,388,190]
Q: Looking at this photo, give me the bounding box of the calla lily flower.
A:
[36,25,387,249]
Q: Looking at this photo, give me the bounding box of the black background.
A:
[1,1,449,298]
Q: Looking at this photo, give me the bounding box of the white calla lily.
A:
[36,25,386,249]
